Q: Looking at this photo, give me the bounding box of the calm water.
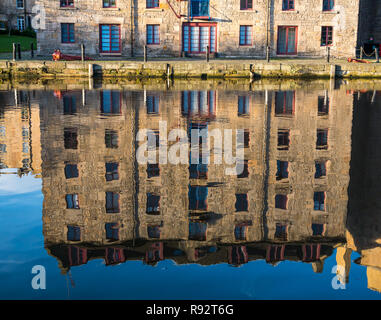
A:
[1,79,381,300]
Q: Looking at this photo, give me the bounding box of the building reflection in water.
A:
[5,82,380,293]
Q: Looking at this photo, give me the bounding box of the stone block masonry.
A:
[3,59,381,79]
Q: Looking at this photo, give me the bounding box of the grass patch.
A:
[0,35,37,53]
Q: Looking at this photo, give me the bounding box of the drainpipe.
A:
[265,0,270,54]
[130,0,134,57]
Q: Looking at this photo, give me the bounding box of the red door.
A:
[277,26,298,55]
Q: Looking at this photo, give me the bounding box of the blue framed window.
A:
[318,96,329,115]
[61,23,75,43]
[105,223,119,240]
[275,223,288,240]
[147,163,160,178]
[282,0,294,10]
[315,161,327,179]
[101,91,121,114]
[189,221,207,241]
[275,91,294,115]
[312,223,324,236]
[316,129,328,149]
[276,160,289,180]
[234,223,248,241]
[190,0,210,17]
[66,194,79,209]
[103,0,116,8]
[65,164,79,179]
[183,23,216,53]
[275,194,287,210]
[182,91,216,118]
[146,193,160,214]
[239,26,252,46]
[146,0,159,8]
[189,185,208,211]
[323,0,334,11]
[60,0,74,8]
[106,192,120,213]
[105,130,118,148]
[147,225,161,239]
[106,162,119,181]
[314,191,325,211]
[147,25,160,45]
[146,95,159,114]
[67,226,81,241]
[235,194,248,212]
[63,96,76,114]
[100,24,121,53]
[238,96,250,115]
[240,0,252,10]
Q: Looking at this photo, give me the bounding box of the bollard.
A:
[206,45,209,62]
[360,46,363,59]
[166,63,171,79]
[376,48,379,63]
[81,44,85,62]
[88,63,94,78]
[31,42,34,58]
[17,43,21,60]
[12,43,16,61]
[144,45,147,62]
[327,47,331,63]
[266,46,270,62]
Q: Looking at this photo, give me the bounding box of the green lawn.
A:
[0,35,37,53]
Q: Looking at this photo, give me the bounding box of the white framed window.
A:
[17,16,25,31]
[16,0,24,9]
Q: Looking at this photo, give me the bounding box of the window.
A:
[266,245,285,263]
[189,221,207,241]
[182,91,216,118]
[315,161,327,179]
[60,0,74,7]
[22,142,29,154]
[146,0,159,8]
[64,128,78,149]
[22,127,29,139]
[237,160,249,178]
[105,248,125,265]
[16,0,24,9]
[100,24,121,53]
[103,0,116,8]
[100,91,121,114]
[106,192,120,213]
[66,194,79,209]
[278,129,290,150]
[234,223,248,241]
[147,163,160,178]
[239,26,252,46]
[105,223,119,240]
[302,244,321,262]
[318,96,329,115]
[228,246,248,266]
[276,160,289,180]
[189,156,208,179]
[235,194,248,212]
[145,243,163,265]
[277,26,297,55]
[240,0,252,10]
[312,223,325,236]
[314,191,325,211]
[323,0,334,11]
[238,96,250,115]
[321,26,333,46]
[282,0,294,10]
[67,226,81,241]
[189,186,208,211]
[146,95,159,114]
[183,23,216,54]
[17,16,25,31]
[147,130,160,150]
[63,96,76,115]
[275,223,288,241]
[316,129,328,150]
[0,126,5,137]
[68,246,87,266]
[61,23,75,43]
[243,130,250,148]
[105,162,119,181]
[65,164,79,179]
[0,144,6,153]
[105,130,118,148]
[190,0,210,18]
[275,194,288,210]
[275,91,294,116]
[146,193,160,214]
[147,225,161,239]
[147,25,160,45]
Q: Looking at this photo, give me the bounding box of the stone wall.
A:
[37,0,365,58]
[0,0,36,30]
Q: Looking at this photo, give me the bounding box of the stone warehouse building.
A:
[36,0,379,58]
[0,0,37,31]
[37,81,353,272]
